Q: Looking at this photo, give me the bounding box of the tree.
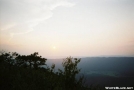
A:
[0,52,92,90]
[0,52,48,90]
[16,52,47,69]
[57,57,86,89]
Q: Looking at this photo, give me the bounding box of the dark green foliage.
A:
[16,52,47,69]
[0,52,102,90]
[57,57,86,89]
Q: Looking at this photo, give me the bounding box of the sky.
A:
[0,0,134,59]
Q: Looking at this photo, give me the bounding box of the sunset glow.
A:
[53,46,56,50]
[0,0,134,58]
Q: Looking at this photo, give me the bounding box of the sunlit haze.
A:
[0,0,134,59]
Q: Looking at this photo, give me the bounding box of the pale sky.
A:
[0,0,134,59]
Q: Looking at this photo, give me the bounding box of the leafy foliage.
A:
[0,52,102,90]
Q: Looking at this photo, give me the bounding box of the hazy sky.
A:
[0,0,134,58]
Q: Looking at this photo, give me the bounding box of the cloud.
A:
[0,0,75,39]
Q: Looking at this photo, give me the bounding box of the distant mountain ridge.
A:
[46,57,134,73]
[46,57,134,86]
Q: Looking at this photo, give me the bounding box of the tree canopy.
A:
[0,52,102,90]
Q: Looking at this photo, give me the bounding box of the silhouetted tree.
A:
[16,52,47,69]
[0,51,101,90]
[57,57,87,90]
